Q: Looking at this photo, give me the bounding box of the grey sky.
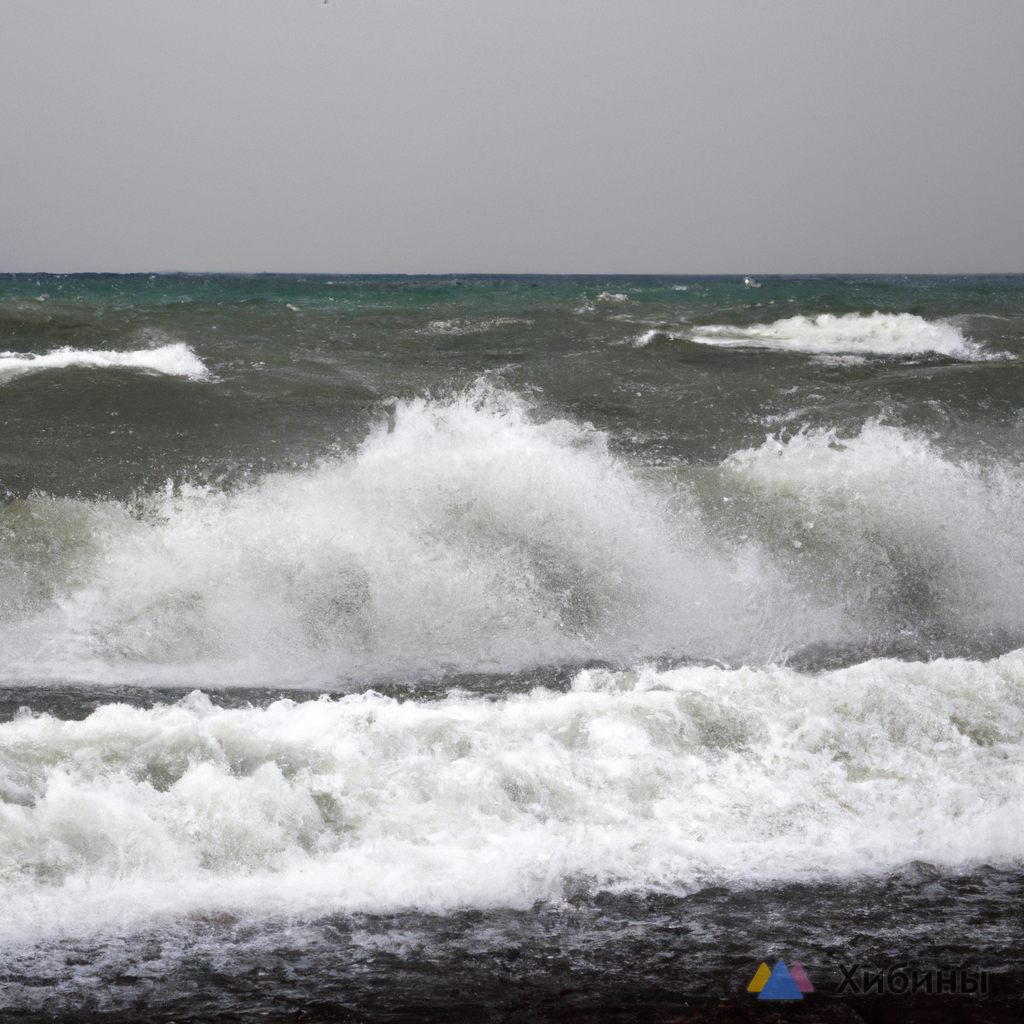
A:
[2,1,1022,273]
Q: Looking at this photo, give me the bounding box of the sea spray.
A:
[0,388,742,682]
[711,420,1024,650]
[5,394,1024,682]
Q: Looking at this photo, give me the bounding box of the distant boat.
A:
[744,277,762,288]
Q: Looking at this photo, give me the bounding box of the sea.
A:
[1,273,1023,1021]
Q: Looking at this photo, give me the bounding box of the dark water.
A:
[4,872,1023,1022]
[2,274,1023,494]
[2,274,1023,1020]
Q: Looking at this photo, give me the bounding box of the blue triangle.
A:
[758,960,804,1000]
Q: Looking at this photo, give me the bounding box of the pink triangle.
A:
[789,963,814,993]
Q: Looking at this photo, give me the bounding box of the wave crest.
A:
[2,652,1023,935]
[4,392,1024,681]
[0,342,210,382]
[691,311,988,358]
[0,387,735,682]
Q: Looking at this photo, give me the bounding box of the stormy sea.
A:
[1,274,1023,1022]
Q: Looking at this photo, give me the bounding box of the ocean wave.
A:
[0,342,211,382]
[3,393,1024,682]
[690,311,992,358]
[632,328,684,347]
[2,651,1023,937]
[714,420,1024,650]
[0,385,740,682]
[422,317,532,336]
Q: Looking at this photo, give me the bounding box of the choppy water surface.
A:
[2,274,1023,1020]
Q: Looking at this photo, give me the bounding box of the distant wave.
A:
[423,317,533,336]
[0,342,211,382]
[691,311,991,358]
[633,328,684,347]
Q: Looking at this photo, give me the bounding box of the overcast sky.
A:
[2,1,1022,274]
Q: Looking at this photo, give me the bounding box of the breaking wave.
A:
[0,387,739,683]
[713,420,1024,654]
[2,389,1024,683]
[691,312,988,358]
[0,342,210,382]
[2,652,1023,939]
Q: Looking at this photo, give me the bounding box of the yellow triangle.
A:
[747,962,772,992]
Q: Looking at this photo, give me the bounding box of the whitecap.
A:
[632,329,683,347]
[717,420,1024,644]
[0,342,211,382]
[422,317,531,336]
[690,311,999,359]
[4,394,1024,685]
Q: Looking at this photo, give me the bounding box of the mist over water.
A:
[2,274,1024,1019]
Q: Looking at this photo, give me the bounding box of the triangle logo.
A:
[758,960,804,1000]
[790,962,814,993]
[746,962,771,992]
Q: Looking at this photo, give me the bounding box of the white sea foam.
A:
[0,386,742,682]
[691,312,990,358]
[0,342,210,382]
[3,393,1024,682]
[715,420,1024,645]
[1,652,1023,938]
